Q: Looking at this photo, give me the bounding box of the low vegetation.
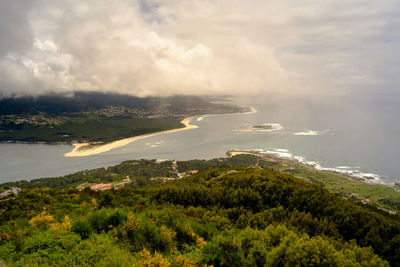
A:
[1,156,400,266]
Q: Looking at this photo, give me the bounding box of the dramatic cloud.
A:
[0,0,399,96]
[0,0,33,57]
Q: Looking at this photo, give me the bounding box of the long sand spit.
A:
[64,117,198,157]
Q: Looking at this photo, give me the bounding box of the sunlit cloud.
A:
[0,0,399,97]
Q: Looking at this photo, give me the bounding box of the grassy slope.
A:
[253,153,400,212]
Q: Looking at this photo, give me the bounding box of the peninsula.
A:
[0,92,248,152]
[65,116,198,157]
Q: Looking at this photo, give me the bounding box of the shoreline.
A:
[228,150,389,186]
[228,150,400,214]
[64,117,198,157]
[64,107,256,157]
[0,106,256,158]
[190,106,257,124]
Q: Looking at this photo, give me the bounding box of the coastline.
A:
[64,116,198,157]
[0,106,256,158]
[191,106,257,124]
[228,150,400,213]
[228,150,385,185]
[64,107,256,158]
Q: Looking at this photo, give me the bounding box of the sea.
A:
[1,92,399,185]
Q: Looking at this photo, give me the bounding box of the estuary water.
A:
[1,93,399,184]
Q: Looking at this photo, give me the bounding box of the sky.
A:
[0,0,399,97]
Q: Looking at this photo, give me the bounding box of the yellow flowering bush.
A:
[160,225,177,253]
[174,255,196,267]
[29,211,54,227]
[50,215,72,231]
[0,231,10,242]
[90,198,98,208]
[124,214,141,231]
[196,236,207,248]
[140,248,171,267]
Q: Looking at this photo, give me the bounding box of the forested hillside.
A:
[0,92,246,144]
[1,165,399,266]
[0,92,241,115]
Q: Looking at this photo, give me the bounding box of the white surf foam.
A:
[293,129,326,136]
[238,107,258,115]
[239,148,382,183]
[273,148,289,153]
[267,123,283,131]
[146,140,165,148]
[197,116,209,121]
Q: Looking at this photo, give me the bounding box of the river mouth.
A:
[0,94,399,185]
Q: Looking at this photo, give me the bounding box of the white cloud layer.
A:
[0,0,399,96]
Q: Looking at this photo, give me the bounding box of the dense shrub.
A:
[1,167,398,266]
[71,220,93,240]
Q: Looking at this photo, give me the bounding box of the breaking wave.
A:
[237,148,382,183]
[293,129,328,136]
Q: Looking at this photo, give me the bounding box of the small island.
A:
[235,123,282,132]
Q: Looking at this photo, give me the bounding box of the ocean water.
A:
[0,92,399,184]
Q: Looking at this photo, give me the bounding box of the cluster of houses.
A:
[90,183,112,191]
[1,114,50,125]
[349,192,371,205]
[362,199,371,204]
[86,178,130,191]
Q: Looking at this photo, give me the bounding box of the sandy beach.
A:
[64,117,198,157]
[64,107,256,158]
